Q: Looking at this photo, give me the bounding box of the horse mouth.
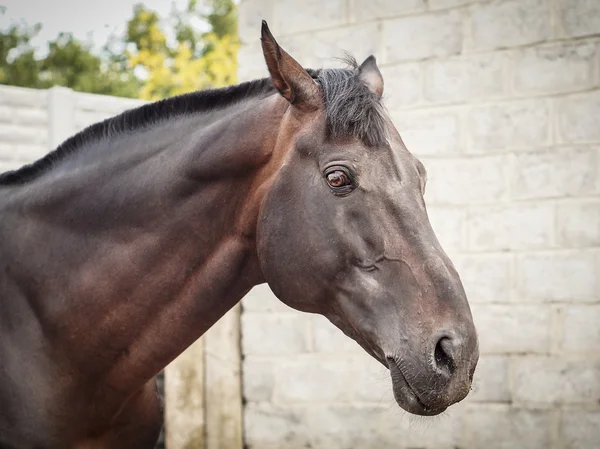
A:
[329,313,450,416]
[387,357,447,416]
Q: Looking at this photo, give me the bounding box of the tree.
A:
[0,8,140,97]
[41,33,140,97]
[0,18,43,88]
[125,0,239,100]
[197,0,239,88]
[0,1,238,100]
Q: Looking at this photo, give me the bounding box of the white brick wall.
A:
[238,0,600,448]
[0,86,49,166]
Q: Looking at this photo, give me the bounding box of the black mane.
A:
[0,78,275,186]
[0,60,387,186]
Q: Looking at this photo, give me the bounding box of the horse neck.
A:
[1,93,287,392]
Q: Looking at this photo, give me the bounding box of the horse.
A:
[0,22,478,449]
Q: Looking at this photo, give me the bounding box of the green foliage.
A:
[41,33,141,97]
[0,18,43,88]
[0,7,140,97]
[125,0,239,100]
[0,0,238,100]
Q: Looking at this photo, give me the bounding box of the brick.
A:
[247,404,397,449]
[312,315,361,353]
[380,63,423,109]
[238,0,274,45]
[247,403,464,449]
[513,356,600,405]
[0,106,13,124]
[562,411,600,449]
[305,405,384,449]
[466,406,551,449]
[244,403,309,448]
[163,339,203,449]
[425,53,508,104]
[558,200,600,247]
[241,284,292,313]
[468,100,550,152]
[392,109,461,156]
[468,203,554,251]
[273,0,348,35]
[429,0,472,9]
[514,42,597,94]
[563,305,600,352]
[13,107,48,126]
[352,0,426,21]
[0,124,47,147]
[468,0,551,51]
[0,85,47,107]
[74,111,118,131]
[346,351,392,402]
[558,91,600,143]
[517,252,598,303]
[310,23,381,68]
[0,105,48,136]
[383,10,462,63]
[0,160,20,173]
[0,145,11,163]
[0,143,47,163]
[511,147,597,200]
[426,206,466,250]
[47,87,75,148]
[243,358,275,402]
[273,357,354,402]
[237,42,267,83]
[277,34,319,69]
[379,403,463,448]
[452,253,512,303]
[421,155,508,204]
[242,313,309,356]
[74,92,144,114]
[275,25,378,73]
[468,355,510,402]
[557,0,600,39]
[470,304,551,353]
[0,143,11,160]
[11,144,48,162]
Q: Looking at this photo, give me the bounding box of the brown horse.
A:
[0,22,478,449]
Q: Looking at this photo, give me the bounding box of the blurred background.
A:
[0,1,599,448]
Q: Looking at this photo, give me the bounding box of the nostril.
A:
[434,337,456,376]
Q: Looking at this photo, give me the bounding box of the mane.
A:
[0,78,275,186]
[0,58,387,186]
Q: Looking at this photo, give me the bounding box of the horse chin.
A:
[388,359,447,417]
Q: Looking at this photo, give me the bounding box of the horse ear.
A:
[260,21,320,110]
[358,55,384,99]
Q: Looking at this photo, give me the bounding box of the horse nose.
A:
[433,335,458,377]
[431,330,477,381]
[423,330,478,410]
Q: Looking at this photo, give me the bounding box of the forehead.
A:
[315,68,389,148]
[294,66,422,171]
[295,116,417,171]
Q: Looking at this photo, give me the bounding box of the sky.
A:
[0,0,189,52]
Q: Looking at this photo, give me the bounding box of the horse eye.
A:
[327,170,350,188]
[324,167,357,196]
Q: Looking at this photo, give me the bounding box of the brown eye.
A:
[324,167,357,196]
[327,170,350,188]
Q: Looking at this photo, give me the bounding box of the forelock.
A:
[313,56,388,147]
